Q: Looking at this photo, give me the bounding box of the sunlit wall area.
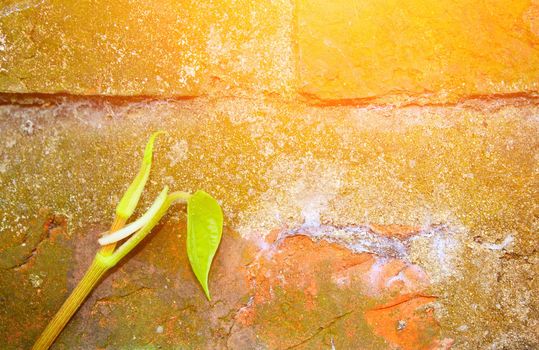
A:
[0,1,538,349]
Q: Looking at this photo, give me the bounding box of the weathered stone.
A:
[297,0,539,103]
[240,234,440,349]
[0,97,537,349]
[0,210,72,349]
[0,0,293,97]
[1,1,537,348]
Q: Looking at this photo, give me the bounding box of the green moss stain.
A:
[0,212,72,349]
[254,272,389,349]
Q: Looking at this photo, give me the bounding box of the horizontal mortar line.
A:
[299,90,539,108]
[0,91,538,110]
[0,92,200,106]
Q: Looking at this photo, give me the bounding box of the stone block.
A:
[297,0,539,103]
[0,0,293,96]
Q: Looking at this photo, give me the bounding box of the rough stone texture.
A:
[239,233,444,349]
[0,0,293,97]
[298,0,539,104]
[0,0,538,349]
[2,1,539,104]
[0,97,537,349]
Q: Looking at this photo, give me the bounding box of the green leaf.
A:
[115,131,164,220]
[186,190,223,300]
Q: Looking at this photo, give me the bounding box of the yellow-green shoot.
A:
[32,133,223,350]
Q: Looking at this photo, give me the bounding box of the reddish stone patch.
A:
[365,294,439,350]
[246,235,374,307]
[238,232,449,349]
[43,213,69,243]
[333,255,430,296]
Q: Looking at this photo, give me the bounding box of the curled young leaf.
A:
[186,191,223,300]
[115,131,164,220]
[97,189,192,269]
[98,188,169,246]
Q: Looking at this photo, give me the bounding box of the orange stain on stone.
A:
[240,231,447,348]
[248,235,377,304]
[365,294,441,350]
[332,253,429,296]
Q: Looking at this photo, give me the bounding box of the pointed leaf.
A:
[115,131,164,220]
[186,190,223,300]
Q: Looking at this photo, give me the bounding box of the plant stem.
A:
[33,133,165,349]
[99,215,127,256]
[32,190,189,349]
[31,256,110,350]
[33,216,126,350]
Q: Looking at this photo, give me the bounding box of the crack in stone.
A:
[8,244,39,270]
[4,214,62,271]
[224,318,236,350]
[93,286,152,305]
[284,310,354,350]
[369,294,437,312]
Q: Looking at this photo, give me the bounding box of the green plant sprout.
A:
[32,133,223,350]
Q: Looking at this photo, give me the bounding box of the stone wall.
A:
[0,1,538,349]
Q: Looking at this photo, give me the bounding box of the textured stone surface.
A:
[297,0,539,103]
[0,1,538,348]
[0,0,293,96]
[0,97,537,349]
[239,233,444,349]
[2,1,539,104]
